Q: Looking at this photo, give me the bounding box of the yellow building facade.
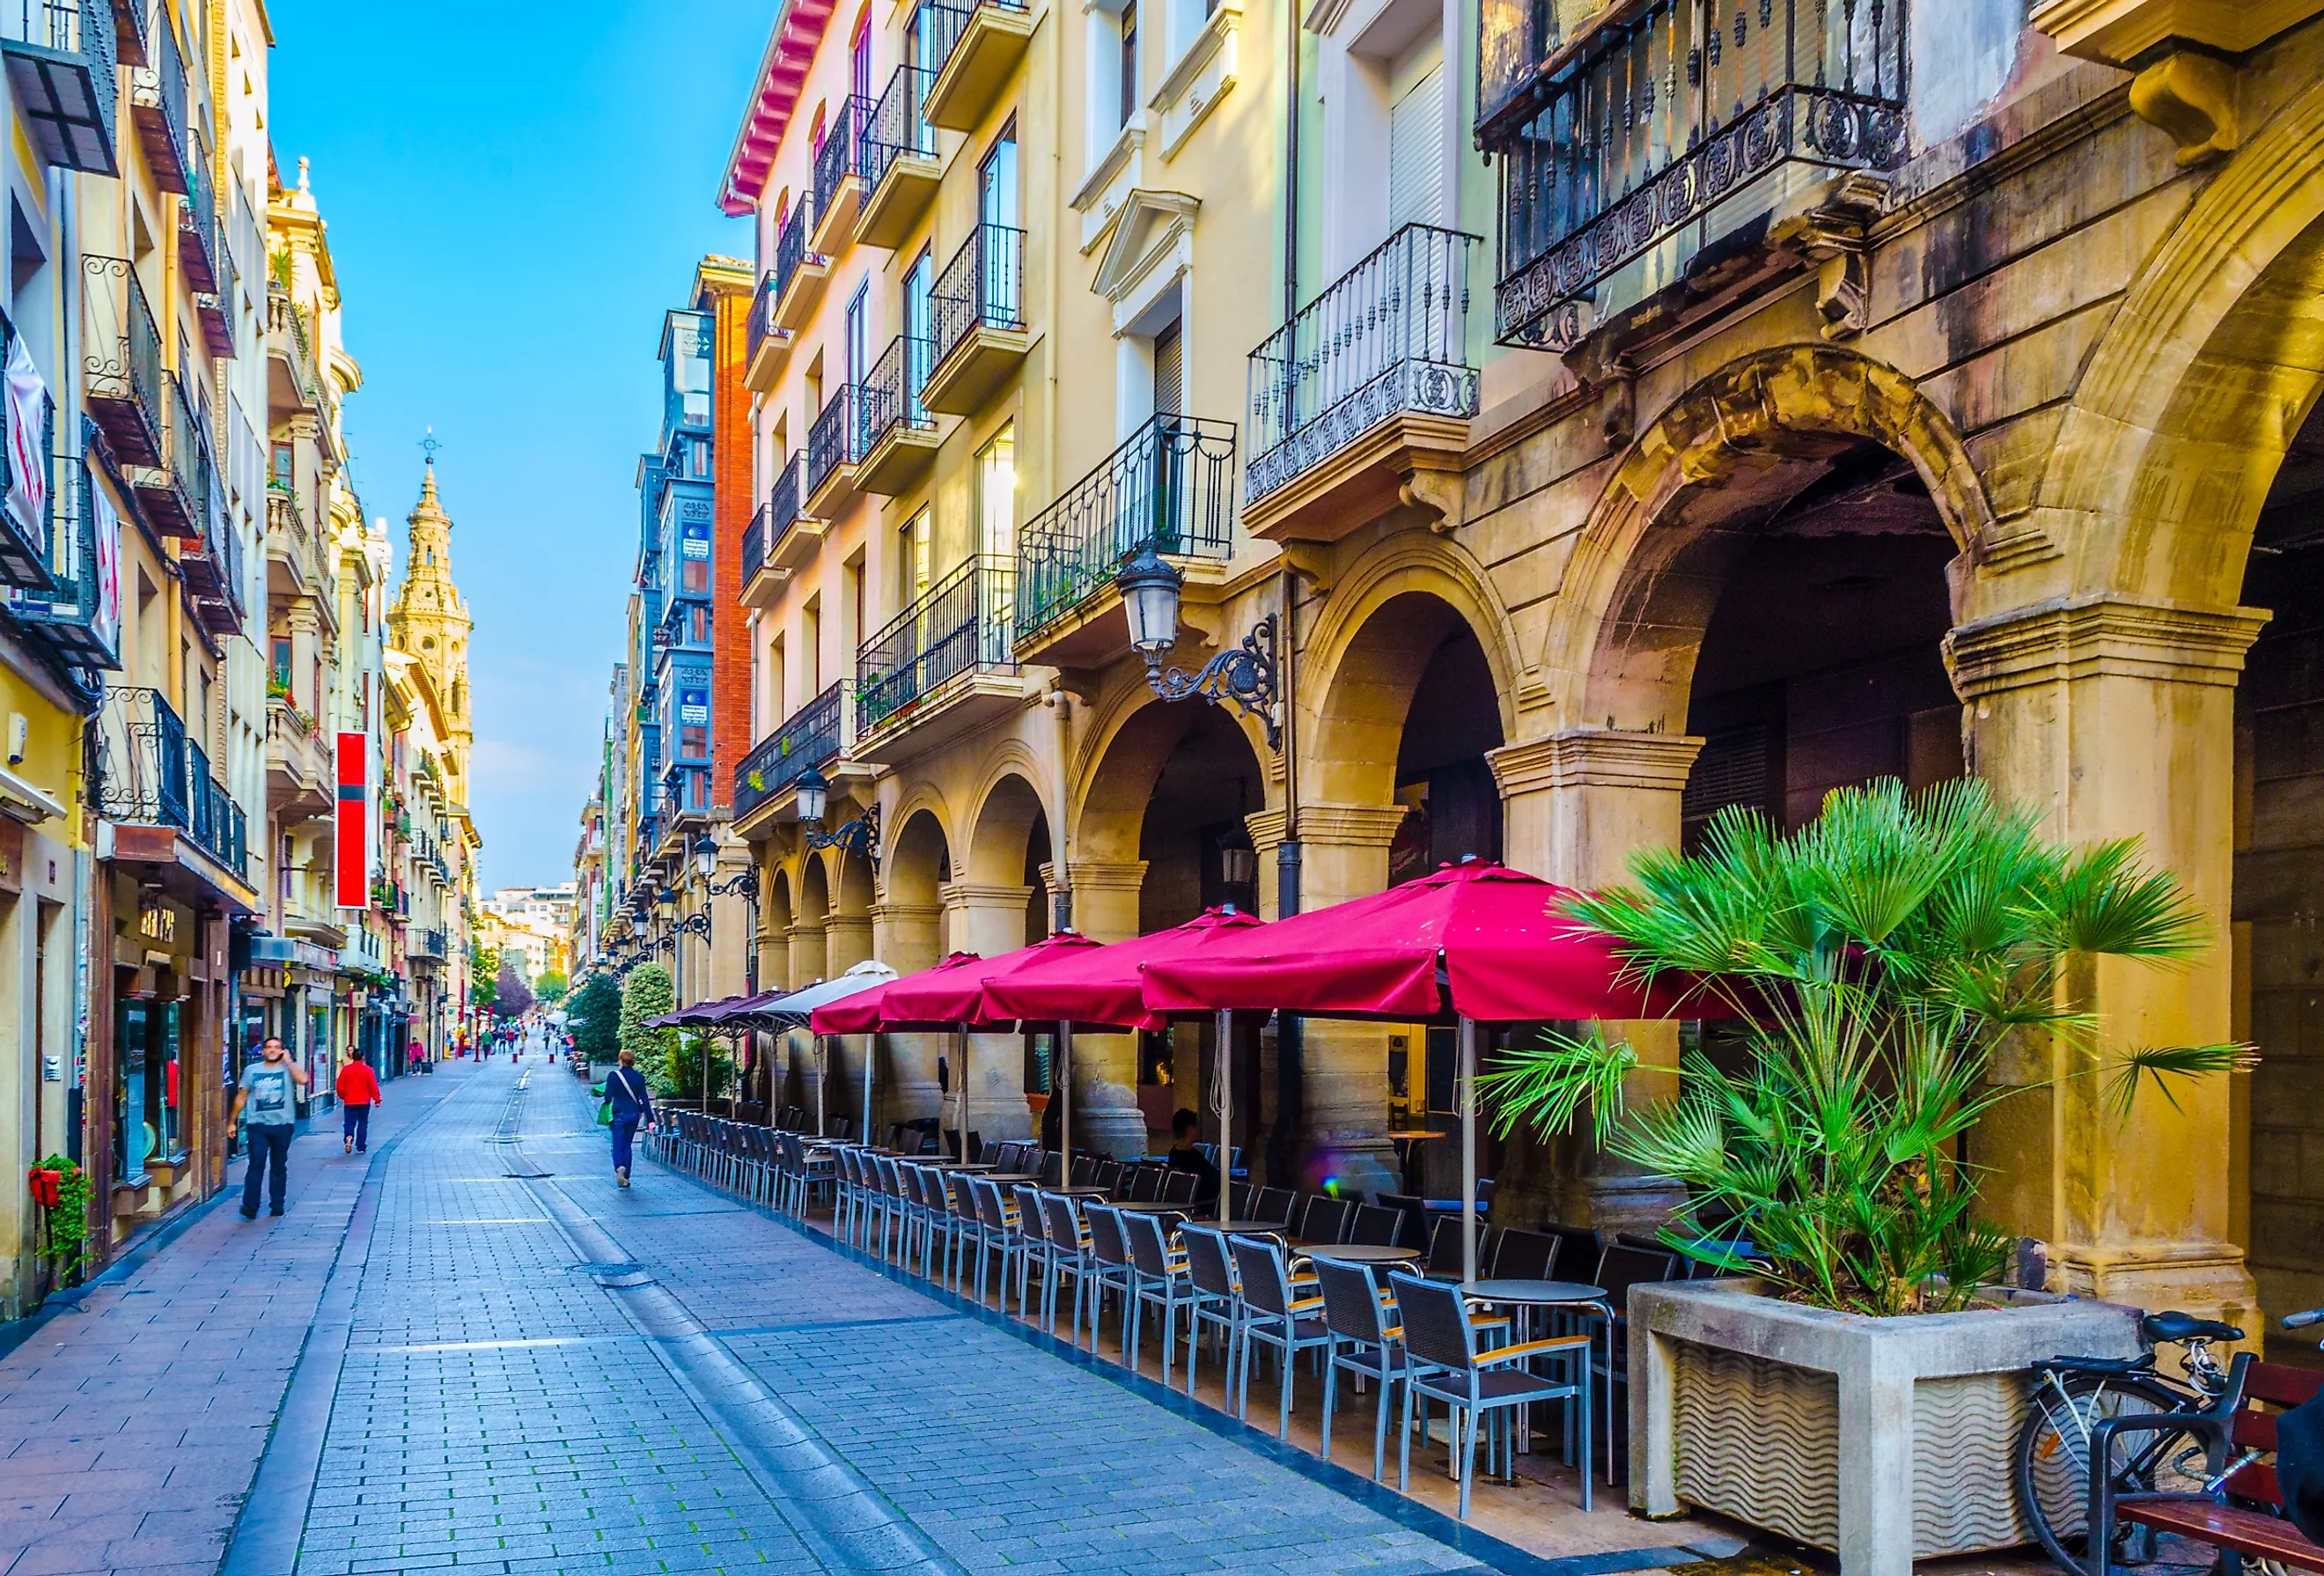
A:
[678,0,2324,1333]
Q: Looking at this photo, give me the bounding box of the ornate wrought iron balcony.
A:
[1480,0,1908,348]
[131,372,215,540]
[1017,414,1237,642]
[813,93,876,250]
[83,255,163,465]
[8,443,120,669]
[925,222,1026,413]
[857,556,1016,735]
[806,383,870,506]
[732,681,845,824]
[127,7,186,192]
[1246,223,1480,506]
[90,685,246,877]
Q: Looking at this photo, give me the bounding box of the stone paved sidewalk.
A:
[0,1065,467,1576]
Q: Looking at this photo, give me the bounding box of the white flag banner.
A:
[89,480,121,659]
[4,337,47,542]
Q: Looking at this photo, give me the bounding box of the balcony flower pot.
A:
[1629,1278,2139,1576]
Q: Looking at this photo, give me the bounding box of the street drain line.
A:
[498,1079,969,1576]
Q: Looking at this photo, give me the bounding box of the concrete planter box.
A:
[1630,1280,2141,1576]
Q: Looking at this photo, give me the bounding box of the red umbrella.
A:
[1137,860,1694,1022]
[981,907,1266,1028]
[883,932,1108,1025]
[811,952,1007,1035]
[1138,861,1699,1277]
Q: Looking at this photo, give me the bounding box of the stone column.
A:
[825,910,873,976]
[1949,592,2263,1323]
[1062,858,1150,1156]
[1244,808,1289,921]
[753,848,788,995]
[1279,801,1409,1196]
[941,880,1034,1146]
[784,917,824,992]
[1489,729,1704,1231]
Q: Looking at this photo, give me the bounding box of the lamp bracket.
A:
[1146,615,1283,753]
[802,801,882,871]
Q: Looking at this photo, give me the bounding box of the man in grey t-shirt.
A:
[230,1036,309,1219]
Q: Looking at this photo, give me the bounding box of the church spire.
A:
[388,458,474,796]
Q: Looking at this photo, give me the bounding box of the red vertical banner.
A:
[335,732,368,910]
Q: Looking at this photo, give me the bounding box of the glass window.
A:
[1119,6,1138,132]
[977,424,1016,562]
[901,508,930,608]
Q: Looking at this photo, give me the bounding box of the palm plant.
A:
[1481,778,2251,1316]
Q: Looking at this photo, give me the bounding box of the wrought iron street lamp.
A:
[795,765,881,867]
[1115,543,1282,751]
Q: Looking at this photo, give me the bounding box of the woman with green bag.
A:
[604,1049,654,1187]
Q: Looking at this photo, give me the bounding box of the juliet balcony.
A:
[7,446,121,670]
[856,61,947,249]
[743,453,823,605]
[0,357,51,593]
[1015,414,1238,664]
[732,680,847,834]
[855,334,938,496]
[923,221,1026,415]
[923,0,1029,132]
[265,693,329,821]
[1243,222,1481,541]
[771,200,829,334]
[1,0,117,174]
[806,382,871,519]
[744,270,788,393]
[853,555,1019,766]
[83,254,164,467]
[1478,0,1908,350]
[131,372,216,540]
[127,7,186,193]
[812,94,875,255]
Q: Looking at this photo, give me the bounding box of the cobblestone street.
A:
[0,1064,1737,1575]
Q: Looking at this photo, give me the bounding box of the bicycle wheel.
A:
[2016,1369,2216,1576]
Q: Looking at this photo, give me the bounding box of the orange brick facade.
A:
[705,273,755,812]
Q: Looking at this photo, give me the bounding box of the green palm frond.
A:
[2100,1042,2259,1122]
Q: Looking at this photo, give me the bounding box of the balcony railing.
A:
[1,0,118,173]
[857,555,1016,733]
[813,94,874,226]
[127,6,186,193]
[863,334,935,451]
[136,371,216,538]
[82,254,163,464]
[1481,0,1908,347]
[0,357,52,591]
[1246,223,1481,504]
[774,200,813,301]
[411,927,448,961]
[807,383,870,499]
[8,442,120,668]
[178,133,219,292]
[745,453,803,581]
[746,269,780,366]
[931,222,1024,367]
[732,681,845,822]
[863,63,942,192]
[1017,415,1237,640]
[89,685,246,877]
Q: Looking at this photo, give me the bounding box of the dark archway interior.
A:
[1390,623,1506,884]
[1021,806,1052,945]
[1680,438,1961,841]
[2232,396,2324,1344]
[1136,705,1266,932]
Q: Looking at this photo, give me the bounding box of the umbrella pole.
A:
[1460,1014,1478,1288]
[960,1024,971,1164]
[815,1034,826,1137]
[1060,1023,1073,1179]
[1217,1009,1232,1227]
[861,1033,874,1145]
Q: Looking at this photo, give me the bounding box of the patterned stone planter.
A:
[1629,1279,2142,1576]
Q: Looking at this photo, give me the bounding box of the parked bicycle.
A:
[2017,1310,2247,1575]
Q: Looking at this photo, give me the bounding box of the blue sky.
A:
[268,0,768,891]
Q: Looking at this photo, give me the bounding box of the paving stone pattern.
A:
[4,1063,1538,1575]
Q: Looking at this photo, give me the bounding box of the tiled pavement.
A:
[3,1061,1739,1576]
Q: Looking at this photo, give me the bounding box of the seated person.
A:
[1164,1108,1220,1204]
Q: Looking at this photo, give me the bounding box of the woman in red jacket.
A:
[335,1052,383,1154]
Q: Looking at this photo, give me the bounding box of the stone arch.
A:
[1551,344,1994,732]
[961,768,1048,887]
[2036,76,2324,607]
[1303,535,1526,811]
[761,865,794,991]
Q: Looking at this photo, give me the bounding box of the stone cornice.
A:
[1244,807,1290,849]
[1065,858,1148,890]
[869,901,940,922]
[1944,593,2269,698]
[939,880,1036,912]
[1488,730,1707,796]
[1296,801,1410,848]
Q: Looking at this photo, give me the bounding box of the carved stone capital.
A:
[1244,806,1291,853]
[1944,593,2268,700]
[938,880,1035,916]
[1065,858,1148,892]
[1399,465,1465,535]
[1488,729,1707,798]
[1293,801,1411,849]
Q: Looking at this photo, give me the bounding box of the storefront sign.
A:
[335,732,367,909]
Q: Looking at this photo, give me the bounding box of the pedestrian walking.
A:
[336,1050,382,1153]
[604,1049,654,1188]
[230,1036,309,1219]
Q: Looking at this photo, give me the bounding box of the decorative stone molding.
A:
[1774,170,1890,341]
[1065,858,1148,893]
[1069,119,1147,255]
[1294,801,1410,848]
[1944,593,2269,699]
[1147,0,1239,162]
[938,880,1036,915]
[1488,729,1707,797]
[2128,50,2239,165]
[2029,0,2320,66]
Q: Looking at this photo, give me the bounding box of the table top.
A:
[1053,1185,1113,1197]
[1460,1278,1608,1305]
[982,1172,1041,1184]
[1304,1244,1422,1263]
[930,1160,995,1171]
[1189,1219,1292,1235]
[1108,1201,1191,1215]
[1386,1130,1447,1141]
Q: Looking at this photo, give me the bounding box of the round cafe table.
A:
[1386,1129,1445,1192]
[1304,1244,1421,1265]
[1109,1201,1190,1214]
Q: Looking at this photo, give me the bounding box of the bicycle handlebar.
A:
[2286,1307,2324,1330]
